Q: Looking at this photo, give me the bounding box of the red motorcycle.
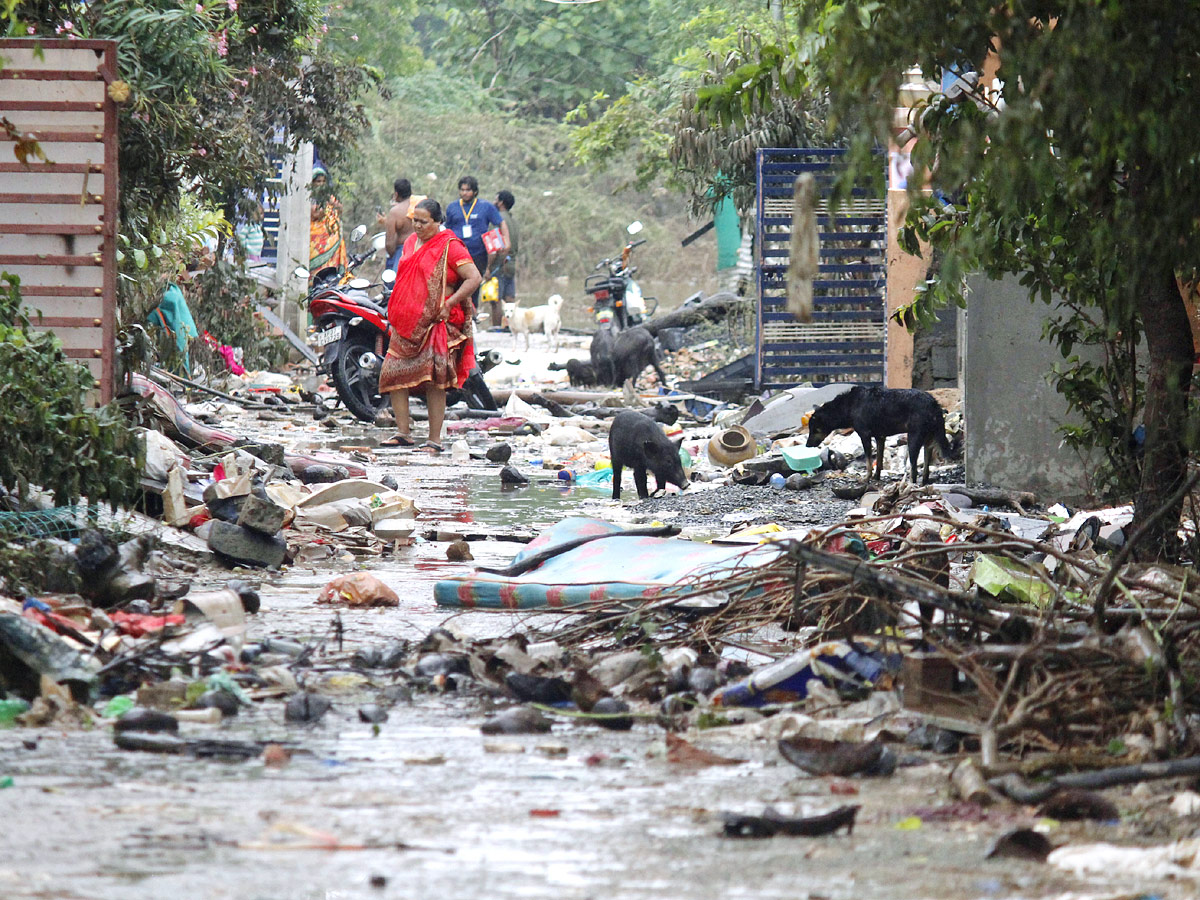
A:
[302,228,499,421]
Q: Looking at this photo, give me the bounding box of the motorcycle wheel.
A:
[331,333,387,422]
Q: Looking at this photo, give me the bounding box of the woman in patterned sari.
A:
[378,198,482,452]
[309,166,348,274]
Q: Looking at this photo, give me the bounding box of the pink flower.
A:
[247,25,257,34]
[195,4,204,13]
[350,34,358,41]
[197,147,208,157]
[63,20,73,29]
[215,30,228,56]
[26,25,35,33]
[320,23,328,33]
[227,0,237,11]
[248,65,258,75]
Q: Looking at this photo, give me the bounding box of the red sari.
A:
[379,228,476,393]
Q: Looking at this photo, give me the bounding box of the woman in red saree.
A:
[378,198,482,452]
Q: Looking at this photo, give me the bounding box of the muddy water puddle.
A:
[0,708,1146,900]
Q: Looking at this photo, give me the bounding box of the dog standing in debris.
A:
[503,294,563,351]
[806,385,952,484]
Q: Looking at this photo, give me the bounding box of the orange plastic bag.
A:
[317,572,399,608]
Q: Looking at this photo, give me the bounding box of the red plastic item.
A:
[109,611,186,637]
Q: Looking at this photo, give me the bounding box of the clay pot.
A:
[708,426,756,467]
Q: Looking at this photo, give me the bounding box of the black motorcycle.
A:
[584,221,657,330]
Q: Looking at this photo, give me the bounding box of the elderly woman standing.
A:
[378,198,482,452]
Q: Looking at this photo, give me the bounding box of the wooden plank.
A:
[0,142,101,165]
[0,70,103,82]
[0,101,105,113]
[23,315,104,329]
[20,296,104,319]
[15,284,103,298]
[0,193,103,204]
[0,223,104,235]
[0,202,107,227]
[0,81,104,105]
[3,111,106,129]
[0,129,105,143]
[0,163,104,175]
[0,44,112,69]
[0,170,107,195]
[1,264,102,287]
[33,325,105,350]
[62,347,105,360]
[0,232,105,255]
[0,254,103,267]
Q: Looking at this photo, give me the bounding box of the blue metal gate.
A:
[755,148,887,390]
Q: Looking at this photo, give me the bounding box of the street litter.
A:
[721,804,859,838]
[318,572,400,607]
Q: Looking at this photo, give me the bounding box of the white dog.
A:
[503,294,563,351]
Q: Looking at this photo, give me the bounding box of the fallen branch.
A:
[989,754,1200,803]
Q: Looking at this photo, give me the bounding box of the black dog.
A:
[806,386,951,484]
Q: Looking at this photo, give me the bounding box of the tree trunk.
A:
[1132,270,1194,560]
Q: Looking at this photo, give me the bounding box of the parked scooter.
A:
[300,226,498,422]
[584,221,658,330]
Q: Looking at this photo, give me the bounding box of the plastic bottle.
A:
[557,469,574,482]
[0,698,30,726]
[102,695,135,718]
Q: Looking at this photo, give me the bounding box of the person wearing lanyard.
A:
[444,176,503,309]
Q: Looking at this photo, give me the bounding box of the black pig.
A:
[589,326,616,386]
[548,358,598,387]
[611,326,668,387]
[609,410,687,500]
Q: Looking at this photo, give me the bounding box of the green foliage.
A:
[339,79,717,300]
[188,261,287,371]
[696,2,1200,545]
[20,0,377,336]
[415,0,738,120]
[674,24,845,217]
[1042,303,1143,499]
[323,0,423,81]
[569,4,785,207]
[0,275,140,508]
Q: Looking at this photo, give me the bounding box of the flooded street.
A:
[1,338,1194,900]
[0,444,1190,900]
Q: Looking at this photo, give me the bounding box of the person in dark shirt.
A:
[444,175,502,307]
[493,190,519,328]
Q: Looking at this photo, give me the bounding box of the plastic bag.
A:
[317,573,399,608]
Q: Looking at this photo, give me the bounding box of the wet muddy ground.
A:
[2,358,1194,899]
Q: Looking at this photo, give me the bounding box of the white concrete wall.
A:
[963,273,1099,502]
[274,142,312,334]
